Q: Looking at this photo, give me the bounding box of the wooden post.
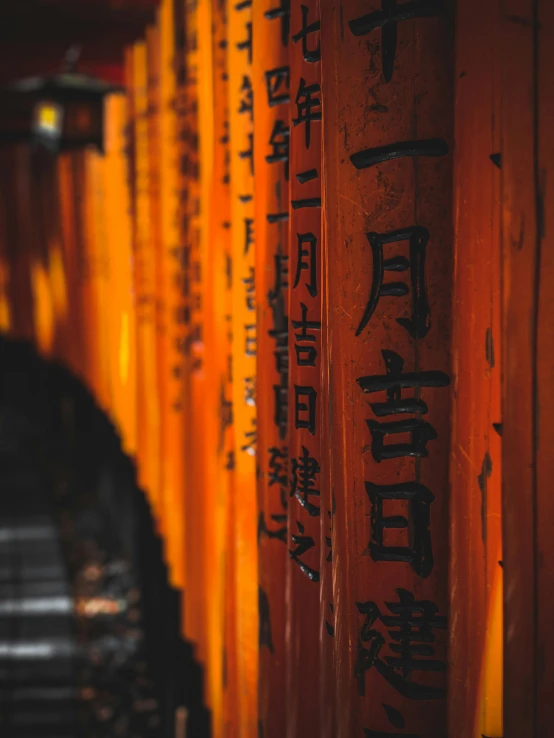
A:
[536,3,554,732]
[102,94,137,459]
[287,2,323,736]
[211,3,239,733]
[228,1,258,734]
[320,2,454,736]
[449,1,503,735]
[197,0,225,722]
[252,3,290,737]
[57,153,85,378]
[501,1,554,735]
[158,0,187,590]
[179,0,205,655]
[129,41,163,521]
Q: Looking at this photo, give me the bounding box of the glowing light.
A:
[34,102,63,138]
[75,597,126,617]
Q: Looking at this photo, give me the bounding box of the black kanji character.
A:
[293,232,318,297]
[243,217,254,255]
[355,588,446,700]
[245,323,257,356]
[266,119,289,180]
[291,446,320,517]
[294,385,317,435]
[265,0,290,47]
[357,350,450,414]
[292,3,321,63]
[292,303,321,367]
[238,74,253,119]
[239,132,254,175]
[265,66,290,107]
[292,78,321,149]
[356,226,432,339]
[236,21,252,64]
[289,520,319,581]
[241,418,257,455]
[365,480,435,578]
[349,0,441,83]
[243,265,255,310]
[244,376,256,406]
[268,253,289,303]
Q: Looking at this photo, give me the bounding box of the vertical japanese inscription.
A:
[253,3,290,738]
[228,1,258,735]
[287,2,322,738]
[321,1,452,736]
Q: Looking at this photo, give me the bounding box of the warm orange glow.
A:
[31,259,55,355]
[75,597,125,617]
[481,568,504,737]
[35,102,63,136]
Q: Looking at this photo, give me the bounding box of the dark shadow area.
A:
[0,335,211,737]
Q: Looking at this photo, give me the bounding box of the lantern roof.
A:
[8,71,123,101]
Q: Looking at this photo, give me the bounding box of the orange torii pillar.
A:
[127,42,163,522]
[102,94,137,458]
[252,4,290,738]
[157,0,188,591]
[287,2,323,737]
[210,1,240,733]
[500,2,554,736]
[449,0,503,735]
[321,2,453,737]
[228,0,259,734]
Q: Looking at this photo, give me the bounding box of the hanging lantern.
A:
[2,71,123,154]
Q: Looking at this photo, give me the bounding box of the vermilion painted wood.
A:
[2,148,41,344]
[102,96,138,459]
[252,4,289,738]
[319,121,335,738]
[500,2,537,736]
[537,3,554,732]
[211,2,237,734]
[146,21,166,536]
[321,2,453,736]
[129,42,163,522]
[179,0,206,658]
[228,1,259,733]
[287,2,322,737]
[57,155,86,377]
[449,0,503,735]
[157,0,187,591]
[197,0,226,722]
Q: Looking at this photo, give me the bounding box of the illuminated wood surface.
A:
[3,3,554,737]
[287,2,322,737]
[501,1,554,735]
[102,94,137,458]
[252,4,289,738]
[449,1,503,735]
[211,3,238,734]
[158,0,187,590]
[536,2,554,732]
[321,2,453,736]
[129,41,163,521]
[228,1,258,734]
